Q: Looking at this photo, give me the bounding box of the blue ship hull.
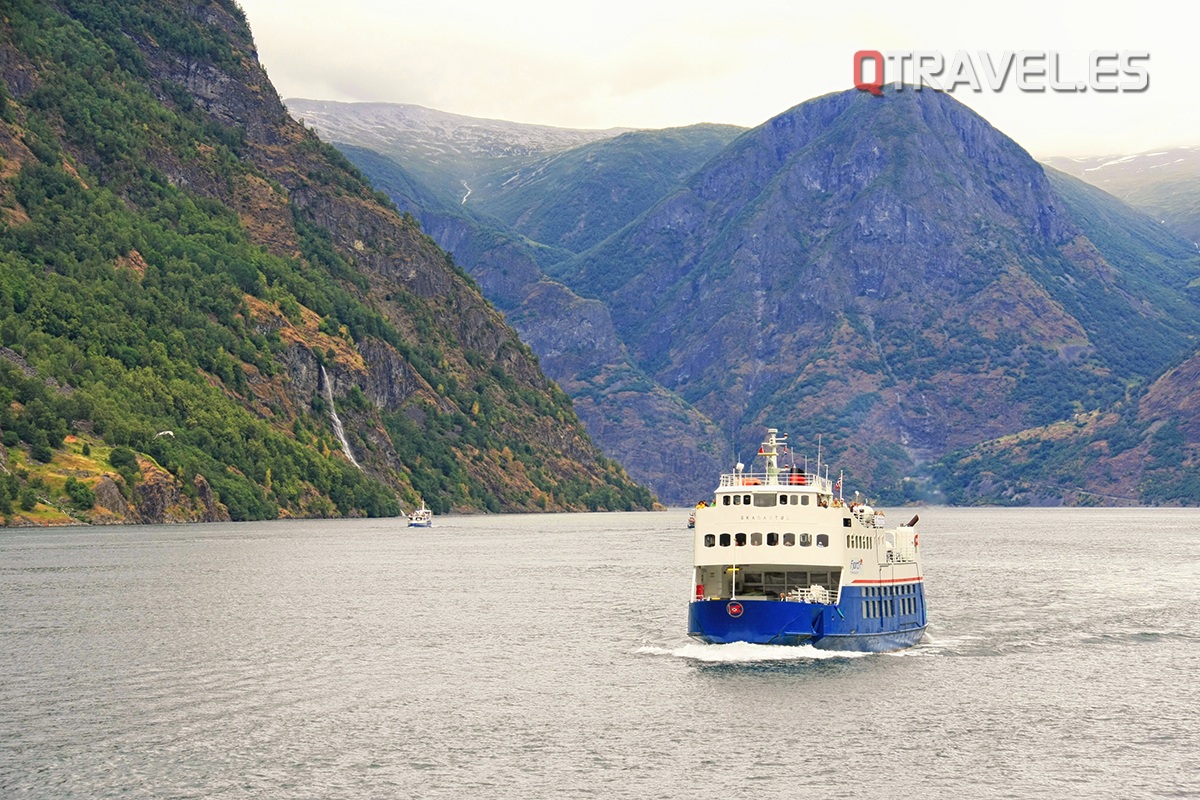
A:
[688,585,927,652]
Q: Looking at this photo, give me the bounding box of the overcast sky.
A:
[236,0,1193,157]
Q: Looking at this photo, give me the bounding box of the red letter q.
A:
[854,50,884,96]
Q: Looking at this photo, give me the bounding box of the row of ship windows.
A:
[704,533,879,549]
[862,597,919,618]
[723,494,810,507]
[704,532,830,548]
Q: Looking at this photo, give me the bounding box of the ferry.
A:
[688,428,927,652]
[408,501,432,528]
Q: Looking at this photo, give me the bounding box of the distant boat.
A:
[408,501,432,528]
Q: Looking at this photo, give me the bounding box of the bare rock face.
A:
[93,476,132,518]
[133,466,187,524]
[130,460,230,524]
[194,474,231,523]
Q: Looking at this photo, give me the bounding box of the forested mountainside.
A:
[0,0,653,525]
[328,87,1200,505]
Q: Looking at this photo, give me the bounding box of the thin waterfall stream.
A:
[319,364,362,470]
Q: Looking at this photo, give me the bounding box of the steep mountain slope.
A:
[286,99,629,207]
[934,347,1200,507]
[0,0,652,524]
[467,124,744,256]
[553,88,1200,498]
[1044,147,1200,245]
[338,144,731,504]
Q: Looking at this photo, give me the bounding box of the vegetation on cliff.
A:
[0,0,653,524]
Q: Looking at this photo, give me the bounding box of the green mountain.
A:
[0,0,653,525]
[467,125,744,257]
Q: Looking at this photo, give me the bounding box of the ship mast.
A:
[758,428,787,484]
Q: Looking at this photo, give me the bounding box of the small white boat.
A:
[408,502,432,528]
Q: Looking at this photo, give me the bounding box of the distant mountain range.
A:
[1044,146,1200,245]
[287,100,633,206]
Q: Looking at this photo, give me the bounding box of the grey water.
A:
[1,508,1198,799]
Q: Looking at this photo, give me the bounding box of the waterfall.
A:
[319,365,362,470]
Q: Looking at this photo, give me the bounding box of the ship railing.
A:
[885,548,916,564]
[719,472,832,492]
[776,585,841,605]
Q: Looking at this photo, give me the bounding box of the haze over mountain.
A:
[0,0,652,524]
[316,88,1200,505]
[1044,146,1200,246]
[287,99,632,206]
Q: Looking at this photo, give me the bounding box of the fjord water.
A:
[2,509,1197,799]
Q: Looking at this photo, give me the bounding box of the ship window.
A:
[783,533,795,546]
[816,534,829,548]
[798,533,812,547]
[750,532,762,546]
[719,533,731,547]
[722,495,731,506]
[791,495,799,505]
[843,518,852,528]
[704,534,715,547]
[801,495,809,506]
[766,532,779,546]
[862,601,869,618]
[787,571,808,587]
[764,572,786,595]
[744,495,751,504]
[742,572,764,595]
[780,494,787,504]
[735,532,747,546]
[752,494,776,507]
[733,495,741,505]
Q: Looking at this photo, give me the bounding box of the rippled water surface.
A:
[2,508,1199,798]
